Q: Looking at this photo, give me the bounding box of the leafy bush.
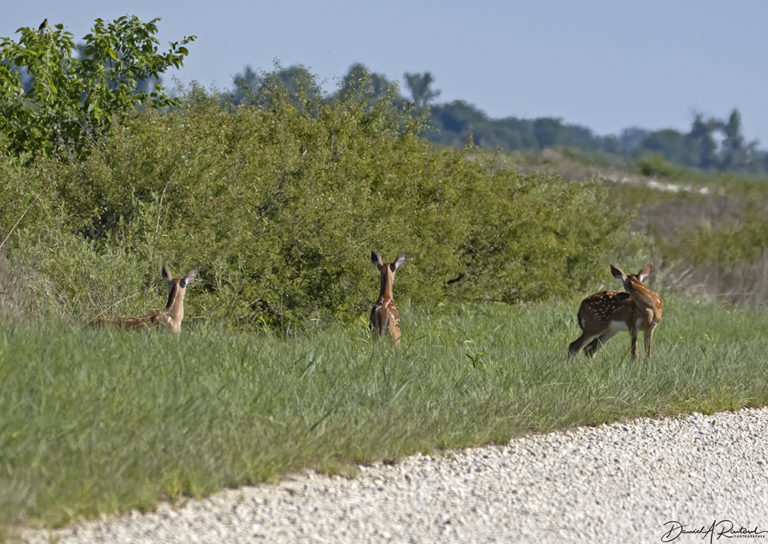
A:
[634,153,685,179]
[1,79,641,330]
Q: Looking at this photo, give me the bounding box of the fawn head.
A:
[610,263,662,315]
[371,251,406,297]
[610,263,652,292]
[162,265,197,311]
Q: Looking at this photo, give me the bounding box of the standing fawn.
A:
[369,251,407,348]
[568,264,663,360]
[93,266,197,334]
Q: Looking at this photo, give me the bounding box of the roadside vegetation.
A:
[1,15,767,536]
[3,300,767,530]
[0,81,641,330]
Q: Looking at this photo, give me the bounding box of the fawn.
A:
[369,251,407,348]
[93,266,197,333]
[568,264,663,359]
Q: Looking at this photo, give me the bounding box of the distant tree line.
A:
[226,63,768,174]
[430,105,764,173]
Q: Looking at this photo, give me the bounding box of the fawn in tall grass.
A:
[93,266,197,333]
[369,251,407,348]
[569,264,663,359]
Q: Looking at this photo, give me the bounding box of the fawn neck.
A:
[379,268,395,301]
[624,277,662,318]
[163,280,186,322]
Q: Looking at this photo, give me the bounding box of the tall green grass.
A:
[1,299,766,532]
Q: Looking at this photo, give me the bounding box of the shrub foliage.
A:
[1,72,640,330]
[0,27,644,330]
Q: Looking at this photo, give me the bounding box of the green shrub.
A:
[634,153,685,179]
[1,83,641,330]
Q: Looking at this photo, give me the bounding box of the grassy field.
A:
[1,297,766,534]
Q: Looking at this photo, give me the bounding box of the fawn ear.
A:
[392,253,407,270]
[181,269,197,287]
[610,264,626,282]
[371,250,383,268]
[162,265,173,286]
[637,263,653,282]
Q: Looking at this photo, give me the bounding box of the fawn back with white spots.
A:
[93,266,197,334]
[369,251,406,348]
[568,264,663,359]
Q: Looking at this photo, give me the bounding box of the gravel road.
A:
[24,407,768,543]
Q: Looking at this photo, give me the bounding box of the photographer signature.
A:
[661,520,767,542]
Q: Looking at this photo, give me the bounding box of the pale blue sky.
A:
[5,1,768,144]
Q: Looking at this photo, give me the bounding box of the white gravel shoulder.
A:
[25,407,768,543]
